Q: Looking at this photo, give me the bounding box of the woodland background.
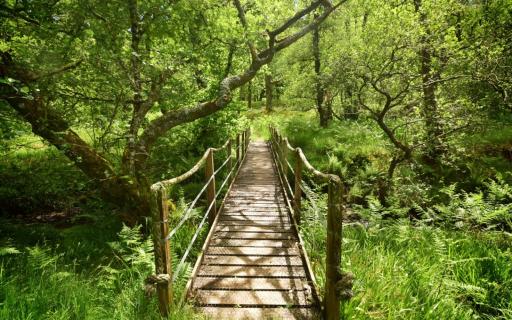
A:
[1,0,511,319]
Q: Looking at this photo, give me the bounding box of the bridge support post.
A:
[245,128,251,150]
[236,134,241,165]
[324,179,343,320]
[152,187,173,316]
[241,131,245,157]
[205,149,217,226]
[227,139,233,184]
[293,149,302,224]
[281,138,288,177]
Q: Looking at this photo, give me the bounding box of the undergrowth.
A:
[300,198,512,319]
[0,223,203,320]
[254,108,512,319]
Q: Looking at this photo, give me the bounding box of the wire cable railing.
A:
[268,125,351,320]
[149,128,251,315]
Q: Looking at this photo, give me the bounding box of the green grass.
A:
[0,221,204,320]
[299,200,512,319]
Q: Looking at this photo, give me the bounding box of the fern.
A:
[0,246,20,256]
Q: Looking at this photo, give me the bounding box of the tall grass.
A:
[299,199,512,319]
[0,223,203,320]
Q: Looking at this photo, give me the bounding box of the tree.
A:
[265,72,273,112]
[0,0,343,225]
[312,14,333,127]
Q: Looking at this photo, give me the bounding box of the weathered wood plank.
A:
[213,231,294,240]
[202,255,303,266]
[216,220,292,227]
[214,225,294,233]
[193,277,305,290]
[198,265,306,278]
[205,246,301,256]
[194,289,312,306]
[209,239,297,248]
[219,216,291,223]
[198,307,320,320]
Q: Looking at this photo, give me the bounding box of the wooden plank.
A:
[214,225,294,233]
[216,221,292,227]
[194,289,312,306]
[213,231,294,240]
[222,211,288,217]
[198,306,320,320]
[193,277,305,290]
[229,191,282,196]
[219,216,291,223]
[197,265,306,278]
[224,199,285,204]
[202,255,303,266]
[205,246,301,256]
[209,239,296,248]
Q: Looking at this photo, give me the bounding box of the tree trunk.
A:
[247,80,252,109]
[265,74,273,112]
[4,92,150,225]
[414,0,444,165]
[313,18,332,127]
[343,86,358,120]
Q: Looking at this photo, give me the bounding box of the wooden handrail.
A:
[151,137,233,191]
[269,125,346,320]
[150,128,251,316]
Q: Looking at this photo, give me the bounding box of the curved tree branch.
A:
[133,1,343,164]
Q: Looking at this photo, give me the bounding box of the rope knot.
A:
[144,274,170,298]
[145,273,171,285]
[335,270,354,300]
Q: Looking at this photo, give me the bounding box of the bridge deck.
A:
[189,141,320,319]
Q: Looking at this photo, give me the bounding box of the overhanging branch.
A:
[134,1,344,163]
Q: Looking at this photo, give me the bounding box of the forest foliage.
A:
[1,0,512,319]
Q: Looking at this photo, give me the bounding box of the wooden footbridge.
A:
[149,128,350,319]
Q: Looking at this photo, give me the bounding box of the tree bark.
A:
[265,73,273,112]
[247,80,252,109]
[313,18,332,127]
[414,0,444,165]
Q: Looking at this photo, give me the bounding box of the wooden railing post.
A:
[324,178,343,320]
[205,149,217,225]
[245,128,250,150]
[227,139,233,184]
[293,149,303,224]
[281,138,288,177]
[236,134,241,165]
[153,187,173,316]
[276,134,282,167]
[241,131,245,157]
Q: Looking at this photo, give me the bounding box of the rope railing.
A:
[150,127,251,316]
[268,125,351,320]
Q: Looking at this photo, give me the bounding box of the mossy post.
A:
[205,149,217,226]
[241,131,246,156]
[153,186,173,316]
[293,149,303,224]
[281,138,288,177]
[245,128,251,150]
[227,139,233,184]
[236,134,241,165]
[324,177,343,320]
